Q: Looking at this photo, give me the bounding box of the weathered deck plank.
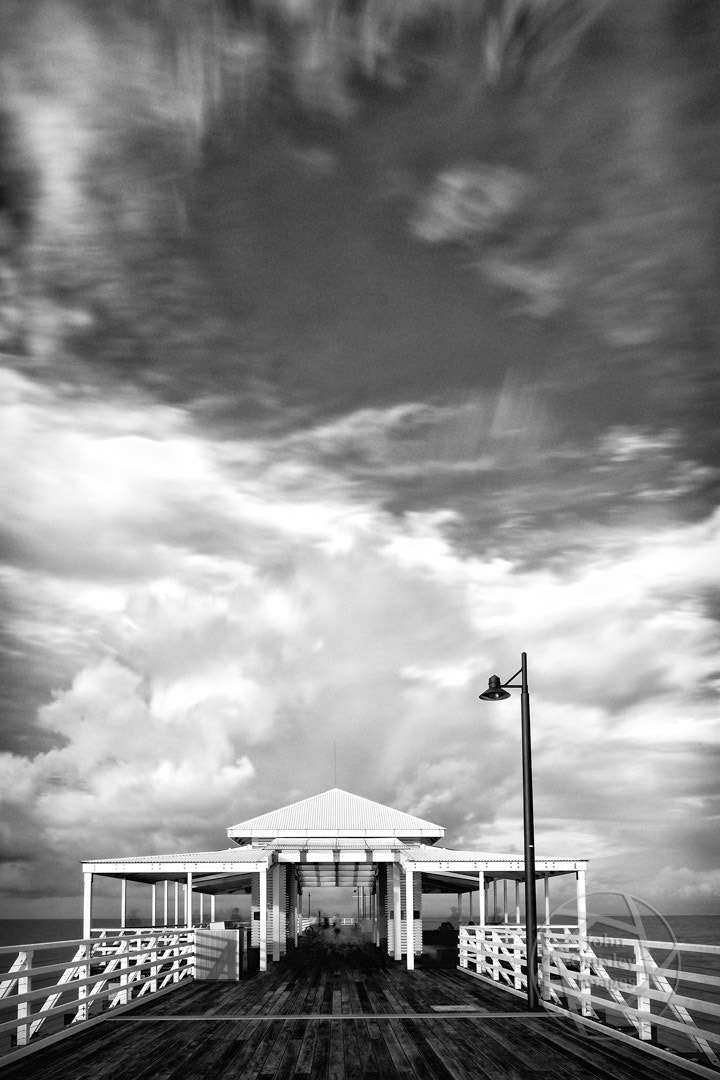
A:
[0,929,706,1080]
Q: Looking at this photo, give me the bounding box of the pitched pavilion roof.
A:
[87,848,268,867]
[227,788,444,843]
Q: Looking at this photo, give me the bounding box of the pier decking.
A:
[1,929,699,1080]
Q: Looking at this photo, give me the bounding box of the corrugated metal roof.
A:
[87,847,266,866]
[401,845,588,870]
[227,788,444,840]
[403,845,521,862]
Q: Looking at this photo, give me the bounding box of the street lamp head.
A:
[479,674,511,701]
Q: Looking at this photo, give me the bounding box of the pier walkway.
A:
[0,929,699,1080]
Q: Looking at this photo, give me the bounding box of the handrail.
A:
[0,929,194,1059]
[459,925,720,1071]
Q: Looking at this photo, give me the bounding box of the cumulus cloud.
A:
[1,368,719,914]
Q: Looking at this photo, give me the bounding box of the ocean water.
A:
[421,913,720,946]
[2,913,719,961]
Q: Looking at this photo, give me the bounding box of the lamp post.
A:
[479,651,539,1011]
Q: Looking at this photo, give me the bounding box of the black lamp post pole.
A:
[519,652,539,1011]
[479,651,539,1011]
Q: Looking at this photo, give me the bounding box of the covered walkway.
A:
[81,789,589,972]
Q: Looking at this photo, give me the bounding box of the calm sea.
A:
[2,913,719,953]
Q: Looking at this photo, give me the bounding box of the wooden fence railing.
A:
[0,928,194,1062]
[459,924,720,1071]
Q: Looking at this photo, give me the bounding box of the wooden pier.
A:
[0,928,702,1080]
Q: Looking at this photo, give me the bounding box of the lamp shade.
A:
[479,674,511,701]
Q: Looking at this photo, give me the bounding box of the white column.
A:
[272,863,281,961]
[120,878,127,929]
[515,881,520,924]
[576,868,590,1016]
[392,864,402,961]
[259,867,268,972]
[290,871,298,946]
[163,881,169,927]
[211,894,216,923]
[186,872,193,927]
[576,869,587,940]
[478,871,485,927]
[83,872,93,939]
[174,882,180,926]
[151,883,157,927]
[544,874,550,928]
[199,892,204,924]
[405,868,414,970]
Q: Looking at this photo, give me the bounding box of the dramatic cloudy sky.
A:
[0,0,719,919]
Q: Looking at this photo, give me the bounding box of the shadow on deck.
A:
[0,929,701,1080]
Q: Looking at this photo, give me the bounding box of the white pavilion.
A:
[81,788,589,972]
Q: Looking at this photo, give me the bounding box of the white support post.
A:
[199,892,204,925]
[259,867,268,972]
[272,863,281,962]
[502,880,507,923]
[186,872,193,928]
[478,871,485,927]
[515,881,520,924]
[290,871,299,946]
[211,894,216,923]
[164,880,169,927]
[576,869,587,940]
[576,868,591,1017]
[392,864,402,961]
[174,882,180,926]
[635,942,652,1040]
[544,874,550,928]
[83,873,93,939]
[16,950,32,1044]
[405,868,414,970]
[152,883,157,927]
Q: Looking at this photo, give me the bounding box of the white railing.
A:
[0,928,194,1061]
[459,925,720,1071]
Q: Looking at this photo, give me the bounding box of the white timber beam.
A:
[120,878,127,929]
[478,871,485,927]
